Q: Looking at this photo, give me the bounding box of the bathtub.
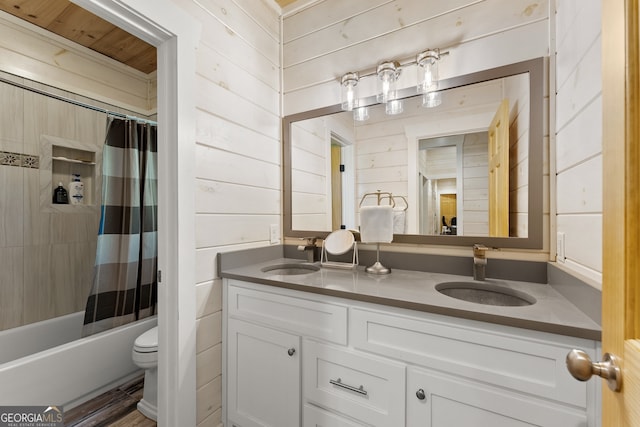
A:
[0,312,157,409]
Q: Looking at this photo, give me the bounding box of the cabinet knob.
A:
[287,348,296,356]
[416,388,426,400]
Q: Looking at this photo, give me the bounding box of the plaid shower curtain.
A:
[83,117,158,336]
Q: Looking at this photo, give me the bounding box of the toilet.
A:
[132,326,158,421]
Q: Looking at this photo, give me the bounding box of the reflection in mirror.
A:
[284,58,544,249]
[419,134,486,236]
[290,111,357,231]
[357,73,528,238]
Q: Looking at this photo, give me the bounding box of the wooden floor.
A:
[64,375,156,427]
[103,410,157,427]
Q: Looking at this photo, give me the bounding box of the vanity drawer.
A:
[227,281,348,345]
[350,307,593,407]
[303,338,405,427]
[303,403,365,427]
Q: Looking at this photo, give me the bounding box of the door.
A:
[439,193,457,232]
[331,144,343,230]
[600,0,640,424]
[227,318,301,427]
[488,99,510,237]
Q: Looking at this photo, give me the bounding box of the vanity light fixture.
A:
[340,72,359,111]
[376,61,401,104]
[353,106,369,121]
[417,49,442,108]
[416,48,440,94]
[337,48,446,119]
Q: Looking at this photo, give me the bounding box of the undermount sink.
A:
[261,263,320,275]
[435,281,536,307]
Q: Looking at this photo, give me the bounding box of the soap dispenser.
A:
[69,173,84,205]
[53,182,69,204]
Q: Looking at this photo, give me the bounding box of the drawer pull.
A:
[416,388,426,400]
[287,348,296,356]
[329,377,368,396]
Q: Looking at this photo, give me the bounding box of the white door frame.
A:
[70,1,200,425]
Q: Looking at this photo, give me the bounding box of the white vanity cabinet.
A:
[223,279,600,427]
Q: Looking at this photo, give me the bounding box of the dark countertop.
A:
[220,256,601,341]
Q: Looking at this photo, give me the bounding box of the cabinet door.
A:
[407,366,587,427]
[227,318,301,427]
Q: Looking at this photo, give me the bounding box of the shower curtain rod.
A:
[0,74,157,125]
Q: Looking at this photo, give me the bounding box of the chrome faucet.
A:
[472,244,488,281]
[298,237,318,263]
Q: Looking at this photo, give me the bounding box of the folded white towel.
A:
[360,205,394,243]
[393,209,406,234]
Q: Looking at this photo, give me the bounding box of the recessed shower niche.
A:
[40,134,102,212]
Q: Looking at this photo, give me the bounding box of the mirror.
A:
[284,58,544,249]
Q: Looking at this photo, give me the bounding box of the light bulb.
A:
[381,79,391,102]
[340,72,359,111]
[417,49,440,94]
[376,61,400,104]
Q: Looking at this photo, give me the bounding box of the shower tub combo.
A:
[0,311,156,409]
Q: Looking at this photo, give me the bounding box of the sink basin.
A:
[435,281,536,307]
[261,263,320,275]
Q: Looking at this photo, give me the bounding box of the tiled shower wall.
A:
[0,72,149,332]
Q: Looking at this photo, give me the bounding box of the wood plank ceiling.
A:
[0,0,157,74]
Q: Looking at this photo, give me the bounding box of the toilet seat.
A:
[134,326,158,353]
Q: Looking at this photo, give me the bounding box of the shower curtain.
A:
[83,117,158,336]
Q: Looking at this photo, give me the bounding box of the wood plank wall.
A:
[181,1,281,426]
[291,113,354,231]
[555,1,603,286]
[462,132,489,236]
[506,73,531,238]
[283,0,549,115]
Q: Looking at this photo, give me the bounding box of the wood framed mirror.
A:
[283,57,544,249]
